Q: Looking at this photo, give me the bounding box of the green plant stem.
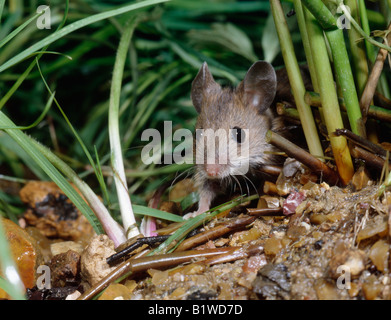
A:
[358,0,376,63]
[358,0,391,99]
[302,0,365,138]
[345,0,368,97]
[270,0,324,159]
[326,29,365,137]
[338,2,391,53]
[109,16,140,239]
[305,91,391,123]
[304,9,354,185]
[293,0,318,92]
[301,0,338,30]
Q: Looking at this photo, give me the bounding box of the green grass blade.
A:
[0,90,55,130]
[109,15,141,238]
[0,0,170,73]
[0,0,5,24]
[0,11,42,49]
[132,204,183,222]
[0,112,104,235]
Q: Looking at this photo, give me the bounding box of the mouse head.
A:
[191,61,279,180]
[191,61,277,115]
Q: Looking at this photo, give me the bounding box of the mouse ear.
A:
[191,62,221,113]
[240,61,277,114]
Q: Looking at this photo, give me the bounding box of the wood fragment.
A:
[263,181,279,195]
[200,244,264,266]
[258,165,283,177]
[107,235,171,265]
[306,91,391,123]
[333,128,387,157]
[360,23,391,122]
[78,247,236,300]
[247,207,284,216]
[266,130,340,185]
[175,215,256,252]
[351,146,387,172]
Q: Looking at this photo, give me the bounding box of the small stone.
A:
[348,282,360,298]
[369,240,390,272]
[283,191,306,216]
[98,283,131,300]
[0,218,43,299]
[253,264,291,299]
[65,290,81,300]
[50,241,84,256]
[80,234,116,286]
[362,275,383,300]
[314,279,339,300]
[351,166,370,191]
[242,255,267,274]
[264,236,283,256]
[329,247,365,279]
[49,250,81,287]
[356,215,388,242]
[20,181,95,242]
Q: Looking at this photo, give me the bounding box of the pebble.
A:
[0,218,43,299]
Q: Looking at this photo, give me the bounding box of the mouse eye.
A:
[232,127,246,144]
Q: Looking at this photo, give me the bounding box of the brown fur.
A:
[185,61,290,218]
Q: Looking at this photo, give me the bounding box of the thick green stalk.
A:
[302,0,364,138]
[306,91,391,123]
[304,9,354,185]
[326,29,365,137]
[109,16,140,239]
[358,0,391,99]
[293,0,319,92]
[300,0,337,30]
[358,0,376,63]
[338,3,391,53]
[270,0,324,159]
[345,0,368,97]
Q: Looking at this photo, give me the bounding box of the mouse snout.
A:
[205,163,221,177]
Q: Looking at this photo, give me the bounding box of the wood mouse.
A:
[185,60,291,219]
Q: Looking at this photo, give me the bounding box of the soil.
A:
[8,160,391,300]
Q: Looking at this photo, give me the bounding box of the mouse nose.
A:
[205,163,221,177]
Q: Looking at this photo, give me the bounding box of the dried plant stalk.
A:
[266,130,339,185]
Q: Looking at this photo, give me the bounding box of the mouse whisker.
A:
[242,174,259,196]
[231,175,243,197]
[171,166,194,188]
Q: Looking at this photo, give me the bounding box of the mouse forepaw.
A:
[183,196,211,219]
[183,209,205,220]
